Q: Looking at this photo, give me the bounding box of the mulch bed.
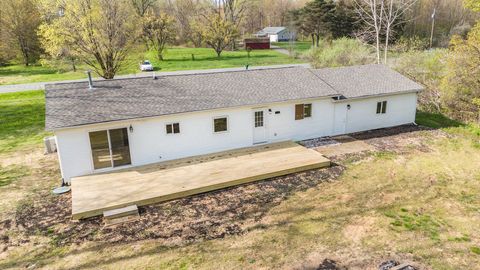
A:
[1,166,344,247]
[0,124,440,249]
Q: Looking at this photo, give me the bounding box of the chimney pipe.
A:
[86,70,93,89]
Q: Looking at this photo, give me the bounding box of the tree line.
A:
[0,0,477,80]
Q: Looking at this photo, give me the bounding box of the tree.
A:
[195,13,238,58]
[464,0,480,12]
[331,0,360,38]
[354,0,417,64]
[39,23,79,72]
[440,4,480,122]
[382,0,417,63]
[143,12,176,60]
[295,0,336,47]
[2,0,42,66]
[131,0,157,17]
[40,0,139,79]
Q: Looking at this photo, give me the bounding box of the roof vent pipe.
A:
[86,70,94,89]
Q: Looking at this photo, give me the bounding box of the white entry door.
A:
[253,109,268,144]
[333,103,348,135]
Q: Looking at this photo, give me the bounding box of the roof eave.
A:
[331,88,423,103]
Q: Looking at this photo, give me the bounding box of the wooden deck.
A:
[71,141,330,219]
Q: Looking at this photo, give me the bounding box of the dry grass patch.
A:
[1,124,480,270]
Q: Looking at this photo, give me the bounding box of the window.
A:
[89,128,131,170]
[254,111,264,127]
[214,117,228,132]
[295,103,312,120]
[166,123,180,134]
[376,101,387,114]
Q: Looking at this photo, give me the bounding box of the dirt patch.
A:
[1,166,344,248]
[0,149,45,169]
[343,216,376,244]
[351,124,447,154]
[0,125,442,253]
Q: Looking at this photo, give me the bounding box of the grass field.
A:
[1,91,480,269]
[0,47,303,85]
[0,90,50,153]
[272,41,313,53]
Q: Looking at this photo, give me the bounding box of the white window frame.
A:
[376,100,388,114]
[165,122,180,135]
[87,126,133,172]
[213,116,229,133]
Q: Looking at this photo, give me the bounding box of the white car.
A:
[140,60,154,71]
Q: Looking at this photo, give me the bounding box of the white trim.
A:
[49,96,337,132]
[86,126,133,173]
[212,116,229,133]
[165,122,181,135]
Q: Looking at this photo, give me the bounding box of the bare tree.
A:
[382,0,417,62]
[354,0,385,63]
[354,0,417,64]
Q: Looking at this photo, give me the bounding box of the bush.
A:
[305,38,375,68]
[393,49,447,113]
[392,36,430,53]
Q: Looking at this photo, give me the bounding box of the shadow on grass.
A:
[0,64,60,76]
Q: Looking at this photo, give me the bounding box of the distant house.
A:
[45,64,423,183]
[256,27,293,42]
[244,37,270,50]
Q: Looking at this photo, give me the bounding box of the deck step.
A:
[103,205,139,226]
[103,205,139,219]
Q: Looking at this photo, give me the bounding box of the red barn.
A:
[244,38,270,50]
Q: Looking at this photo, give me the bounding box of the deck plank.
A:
[71,141,330,219]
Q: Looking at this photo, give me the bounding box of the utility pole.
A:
[429,7,436,49]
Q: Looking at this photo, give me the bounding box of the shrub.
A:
[305,38,375,68]
[393,49,447,113]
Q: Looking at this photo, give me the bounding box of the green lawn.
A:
[0,90,50,153]
[272,41,313,53]
[0,47,303,85]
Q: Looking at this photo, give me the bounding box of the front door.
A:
[253,109,267,144]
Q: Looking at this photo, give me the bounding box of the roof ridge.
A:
[45,66,305,89]
[306,68,341,96]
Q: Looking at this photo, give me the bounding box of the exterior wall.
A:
[245,42,270,49]
[269,34,278,42]
[333,92,418,134]
[55,98,335,183]
[276,29,292,41]
[55,93,418,183]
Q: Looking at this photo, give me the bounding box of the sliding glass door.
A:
[89,128,131,170]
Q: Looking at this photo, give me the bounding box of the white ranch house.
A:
[45,65,423,184]
[255,27,293,42]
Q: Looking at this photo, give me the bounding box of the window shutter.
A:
[295,104,304,120]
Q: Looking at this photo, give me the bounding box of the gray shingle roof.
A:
[257,27,287,35]
[312,64,423,99]
[45,64,423,130]
[45,67,337,130]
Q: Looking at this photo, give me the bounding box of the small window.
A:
[214,117,228,132]
[376,101,387,114]
[166,123,180,134]
[254,111,264,127]
[304,104,312,118]
[295,103,312,120]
